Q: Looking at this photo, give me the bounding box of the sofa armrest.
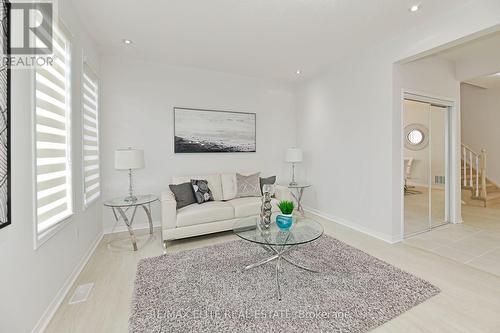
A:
[161,189,177,231]
[274,185,292,202]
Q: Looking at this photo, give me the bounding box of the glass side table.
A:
[286,183,311,215]
[103,194,158,251]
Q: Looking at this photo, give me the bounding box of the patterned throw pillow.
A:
[236,172,261,198]
[191,179,214,204]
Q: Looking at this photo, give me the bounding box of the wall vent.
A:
[434,176,446,184]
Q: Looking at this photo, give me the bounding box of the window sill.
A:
[84,195,101,210]
[34,212,74,250]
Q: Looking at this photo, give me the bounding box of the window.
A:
[34,23,72,242]
[82,62,100,206]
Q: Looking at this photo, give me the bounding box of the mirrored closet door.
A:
[404,99,449,236]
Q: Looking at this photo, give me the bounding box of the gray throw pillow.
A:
[169,182,197,209]
[191,179,214,204]
[236,172,261,198]
[260,176,276,195]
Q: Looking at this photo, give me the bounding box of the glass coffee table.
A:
[233,216,324,300]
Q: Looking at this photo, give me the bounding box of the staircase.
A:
[461,144,500,207]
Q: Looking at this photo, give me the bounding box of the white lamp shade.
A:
[115,149,145,170]
[286,148,303,163]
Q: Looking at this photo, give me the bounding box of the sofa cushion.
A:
[259,175,276,194]
[221,172,259,201]
[172,174,223,201]
[169,182,196,209]
[176,201,234,227]
[236,172,261,198]
[221,173,237,201]
[191,179,214,204]
[228,197,280,218]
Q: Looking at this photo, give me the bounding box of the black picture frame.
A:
[174,107,256,153]
[0,0,10,230]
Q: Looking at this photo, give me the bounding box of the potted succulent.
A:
[276,200,295,230]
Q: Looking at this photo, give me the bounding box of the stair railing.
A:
[480,148,487,199]
[461,144,487,199]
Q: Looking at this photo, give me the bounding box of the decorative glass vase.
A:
[276,214,293,230]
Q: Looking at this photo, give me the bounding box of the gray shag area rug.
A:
[130,235,440,333]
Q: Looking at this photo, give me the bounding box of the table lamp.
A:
[115,148,144,202]
[286,148,302,186]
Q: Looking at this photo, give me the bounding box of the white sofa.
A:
[161,173,292,250]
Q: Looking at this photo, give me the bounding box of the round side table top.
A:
[103,194,158,208]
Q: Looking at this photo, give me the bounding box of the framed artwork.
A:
[0,0,10,229]
[174,107,256,153]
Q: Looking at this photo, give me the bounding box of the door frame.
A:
[401,90,461,237]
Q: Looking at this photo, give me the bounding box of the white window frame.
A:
[81,60,100,208]
[32,21,73,248]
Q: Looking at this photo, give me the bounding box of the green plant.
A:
[277,200,294,215]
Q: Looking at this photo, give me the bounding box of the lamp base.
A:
[124,195,138,203]
[289,181,298,186]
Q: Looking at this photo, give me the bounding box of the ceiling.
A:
[438,31,500,64]
[438,31,500,88]
[465,74,500,89]
[69,0,472,81]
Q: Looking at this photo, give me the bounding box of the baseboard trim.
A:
[304,206,401,244]
[103,221,161,235]
[32,231,104,333]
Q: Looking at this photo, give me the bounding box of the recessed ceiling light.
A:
[122,39,133,45]
[296,70,301,75]
[409,4,421,12]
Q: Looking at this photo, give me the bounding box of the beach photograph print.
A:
[174,108,256,153]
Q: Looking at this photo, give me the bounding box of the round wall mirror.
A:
[404,124,429,151]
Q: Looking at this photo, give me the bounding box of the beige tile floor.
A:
[45,212,500,333]
[404,191,500,278]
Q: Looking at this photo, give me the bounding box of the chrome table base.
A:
[290,187,307,215]
[244,244,319,301]
[110,204,153,251]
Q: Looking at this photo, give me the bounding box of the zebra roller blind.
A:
[82,63,100,206]
[35,23,72,238]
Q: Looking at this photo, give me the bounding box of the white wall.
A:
[100,57,297,232]
[296,1,499,242]
[461,83,500,184]
[0,2,102,333]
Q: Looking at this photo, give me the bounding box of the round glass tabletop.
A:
[103,194,158,207]
[233,215,323,246]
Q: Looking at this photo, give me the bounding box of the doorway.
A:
[403,97,451,237]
